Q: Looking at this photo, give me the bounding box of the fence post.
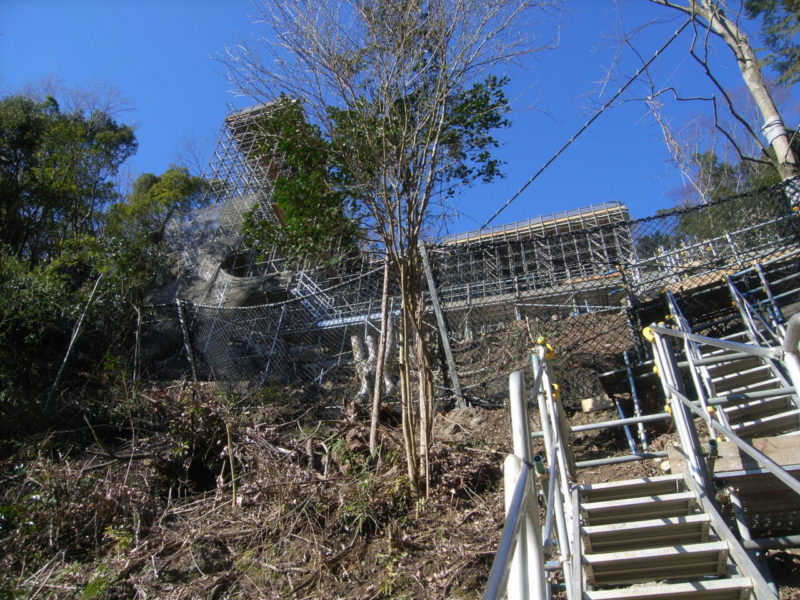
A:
[418,240,465,408]
[176,299,198,382]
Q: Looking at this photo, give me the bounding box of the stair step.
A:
[713,376,782,396]
[723,395,794,422]
[582,514,711,553]
[731,408,800,438]
[583,577,752,600]
[578,475,685,503]
[711,365,774,388]
[582,492,698,526]
[706,356,761,378]
[584,541,729,586]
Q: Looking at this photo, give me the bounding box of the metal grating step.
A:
[730,408,800,438]
[713,376,782,396]
[706,356,761,379]
[584,541,729,587]
[723,395,795,422]
[582,514,711,553]
[583,577,752,600]
[578,475,685,503]
[582,492,698,526]
[711,365,776,390]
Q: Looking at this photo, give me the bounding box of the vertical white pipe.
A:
[524,477,547,600]
[509,371,533,463]
[504,454,526,600]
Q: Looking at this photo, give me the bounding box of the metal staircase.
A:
[579,473,760,600]
[484,312,800,600]
[665,287,800,440]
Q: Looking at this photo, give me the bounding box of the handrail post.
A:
[532,352,575,600]
[504,454,527,600]
[650,327,713,495]
[782,314,800,409]
[508,371,546,600]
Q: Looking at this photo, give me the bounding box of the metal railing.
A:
[648,314,800,498]
[484,345,578,600]
[483,370,546,600]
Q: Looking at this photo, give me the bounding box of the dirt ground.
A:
[1,382,798,599]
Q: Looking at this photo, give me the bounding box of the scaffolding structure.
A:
[144,104,800,395]
[162,102,288,306]
[430,202,635,336]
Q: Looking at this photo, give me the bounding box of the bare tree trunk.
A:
[412,253,436,497]
[414,314,435,498]
[398,259,419,493]
[369,256,391,457]
[651,0,798,179]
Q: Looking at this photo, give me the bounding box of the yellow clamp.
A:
[642,326,655,342]
[536,337,555,359]
[793,205,799,213]
[652,364,660,376]
[551,383,560,400]
[707,406,716,416]
[664,403,672,415]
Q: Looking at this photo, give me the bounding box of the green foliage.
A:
[0,249,74,399]
[669,149,792,245]
[0,95,137,264]
[242,97,361,263]
[745,0,800,85]
[0,91,208,435]
[106,165,210,243]
[441,75,511,188]
[82,566,109,600]
[243,75,510,261]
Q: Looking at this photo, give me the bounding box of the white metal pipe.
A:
[651,324,781,359]
[532,352,573,600]
[510,371,533,463]
[524,476,546,600]
[782,314,800,408]
[653,330,713,494]
[504,455,527,600]
[485,460,529,600]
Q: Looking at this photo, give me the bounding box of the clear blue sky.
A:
[1,1,796,237]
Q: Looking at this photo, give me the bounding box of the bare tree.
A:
[648,0,798,181]
[225,0,555,493]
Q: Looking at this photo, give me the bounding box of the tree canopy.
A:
[106,165,210,243]
[0,95,137,264]
[745,0,800,85]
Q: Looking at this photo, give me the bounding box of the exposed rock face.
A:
[146,252,292,308]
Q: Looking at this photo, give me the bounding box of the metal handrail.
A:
[483,371,546,600]
[665,292,720,426]
[485,346,579,600]
[648,324,782,359]
[648,319,800,498]
[483,461,537,600]
[724,274,779,346]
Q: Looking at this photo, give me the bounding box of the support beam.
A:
[419,241,465,408]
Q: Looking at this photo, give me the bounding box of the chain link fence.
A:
[137,182,800,406]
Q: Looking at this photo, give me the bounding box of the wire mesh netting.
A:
[138,182,800,407]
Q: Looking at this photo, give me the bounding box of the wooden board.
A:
[667,436,800,474]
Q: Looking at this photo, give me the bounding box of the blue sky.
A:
[2,1,796,237]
